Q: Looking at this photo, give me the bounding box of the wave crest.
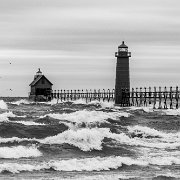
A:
[1,155,180,174]
[43,110,130,126]
[0,156,146,173]
[11,99,30,105]
[38,126,180,151]
[0,112,16,122]
[0,145,42,159]
[127,125,180,141]
[0,100,8,110]
[41,128,109,151]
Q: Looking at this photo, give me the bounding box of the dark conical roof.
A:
[118,41,128,48]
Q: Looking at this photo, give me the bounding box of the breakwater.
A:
[51,86,180,109]
[51,89,115,102]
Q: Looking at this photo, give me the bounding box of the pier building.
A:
[29,68,53,101]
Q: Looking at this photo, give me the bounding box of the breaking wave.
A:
[0,125,179,150]
[127,125,180,141]
[42,110,130,125]
[0,111,16,122]
[0,136,38,144]
[40,127,180,151]
[41,128,109,151]
[0,100,8,110]
[128,106,154,113]
[0,145,42,159]
[0,155,180,174]
[0,156,146,173]
[162,109,180,116]
[46,98,115,109]
[13,121,45,126]
[72,99,115,108]
[0,112,43,126]
[11,99,31,105]
[153,174,180,180]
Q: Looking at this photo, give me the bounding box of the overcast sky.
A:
[0,0,180,96]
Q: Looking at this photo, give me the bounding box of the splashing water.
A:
[0,97,179,179]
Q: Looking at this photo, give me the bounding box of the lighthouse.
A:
[115,41,131,105]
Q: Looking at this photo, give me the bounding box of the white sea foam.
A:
[127,125,180,142]
[99,101,115,109]
[0,125,179,151]
[0,136,38,144]
[0,111,44,125]
[71,99,115,109]
[0,162,42,173]
[13,121,45,126]
[11,99,31,105]
[41,126,180,150]
[0,111,28,123]
[58,174,136,180]
[47,156,147,171]
[0,156,147,173]
[87,100,115,109]
[141,156,180,166]
[161,108,180,116]
[0,111,16,122]
[43,110,130,125]
[1,128,125,151]
[127,125,167,138]
[0,100,8,110]
[59,174,136,180]
[41,128,108,151]
[0,154,180,174]
[128,106,154,113]
[72,99,87,104]
[128,106,180,116]
[0,145,42,158]
[46,98,63,105]
[49,98,115,108]
[154,173,180,179]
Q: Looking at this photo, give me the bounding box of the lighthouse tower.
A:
[115,41,131,105]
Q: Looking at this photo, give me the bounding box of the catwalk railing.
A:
[51,89,115,102]
[51,86,180,109]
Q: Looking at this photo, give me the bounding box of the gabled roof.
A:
[29,75,53,86]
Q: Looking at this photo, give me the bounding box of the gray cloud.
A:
[0,0,180,96]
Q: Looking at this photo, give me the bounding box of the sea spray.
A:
[40,128,109,151]
[0,97,179,178]
[40,127,180,151]
[0,155,180,174]
[87,100,115,109]
[42,110,130,125]
[127,125,180,142]
[0,156,147,173]
[59,99,115,109]
[11,99,31,105]
[0,136,38,144]
[0,126,179,150]
[0,111,31,124]
[0,100,8,110]
[0,111,16,122]
[13,121,45,126]
[0,145,42,158]
[161,108,180,116]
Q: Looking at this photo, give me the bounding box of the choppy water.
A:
[0,98,179,180]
